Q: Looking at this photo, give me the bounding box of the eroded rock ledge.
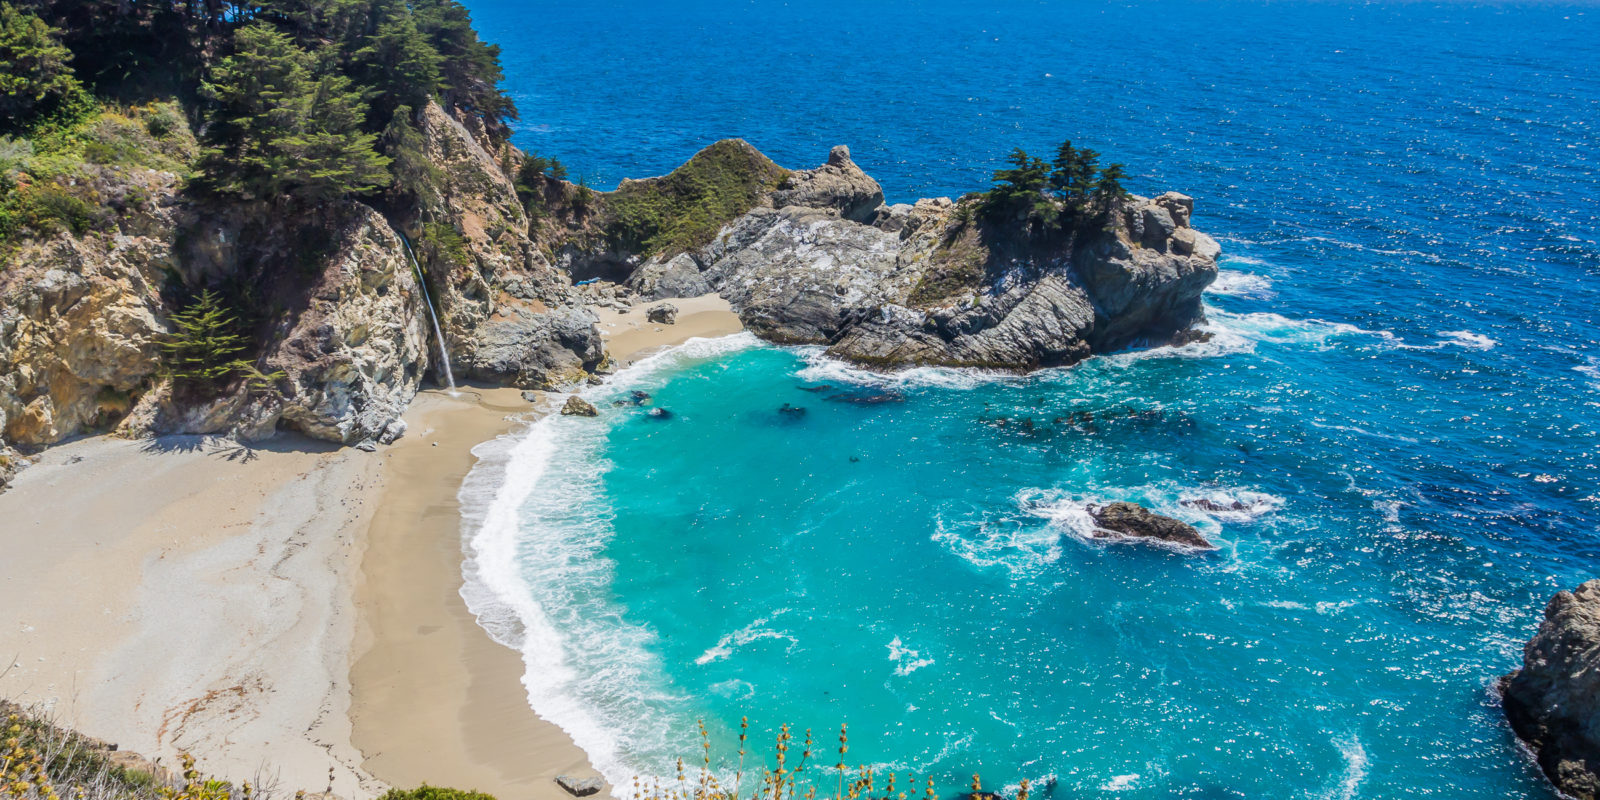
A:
[1501,580,1600,800]
[614,143,1220,371]
[2,133,1218,488]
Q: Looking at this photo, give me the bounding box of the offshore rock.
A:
[1501,580,1600,800]
[561,396,599,417]
[1088,502,1215,550]
[622,145,1218,371]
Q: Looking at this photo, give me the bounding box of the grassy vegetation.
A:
[907,211,989,307]
[377,787,497,800]
[1,701,198,800]
[418,221,471,270]
[601,140,788,257]
[0,99,196,257]
[627,720,1028,800]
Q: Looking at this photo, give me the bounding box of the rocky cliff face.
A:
[412,103,603,389]
[0,164,178,456]
[620,144,1219,370]
[1501,580,1600,800]
[2,129,1216,485]
[0,100,604,473]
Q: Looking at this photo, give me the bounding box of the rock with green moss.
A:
[610,144,1218,371]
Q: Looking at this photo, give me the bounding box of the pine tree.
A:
[382,104,441,207]
[411,0,517,134]
[198,22,390,203]
[160,289,250,389]
[979,147,1055,231]
[1091,162,1130,215]
[0,2,86,132]
[352,8,442,122]
[1049,141,1099,211]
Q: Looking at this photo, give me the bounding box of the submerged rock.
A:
[646,302,679,324]
[647,407,673,419]
[1087,502,1215,550]
[778,403,807,417]
[561,396,599,417]
[1501,580,1600,800]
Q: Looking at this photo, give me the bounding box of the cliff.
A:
[1501,580,1600,800]
[563,143,1220,371]
[2,128,1216,490]
[0,99,604,484]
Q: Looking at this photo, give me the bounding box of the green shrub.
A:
[602,140,789,257]
[377,787,497,800]
[419,220,470,269]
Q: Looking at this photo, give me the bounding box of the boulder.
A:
[555,775,605,797]
[561,396,599,417]
[646,303,679,324]
[1087,502,1215,550]
[1501,580,1600,800]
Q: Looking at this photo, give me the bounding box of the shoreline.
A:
[0,294,744,800]
[345,293,743,798]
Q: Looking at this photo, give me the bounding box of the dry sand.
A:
[0,432,384,796]
[348,387,594,800]
[0,295,745,800]
[592,294,745,367]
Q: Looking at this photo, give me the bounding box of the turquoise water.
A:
[458,1,1600,797]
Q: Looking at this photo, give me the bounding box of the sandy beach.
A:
[0,295,743,799]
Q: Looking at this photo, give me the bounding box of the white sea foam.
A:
[1436,330,1497,350]
[1176,487,1284,522]
[1107,306,1397,364]
[1574,357,1600,388]
[1316,735,1369,800]
[1207,269,1275,298]
[929,506,1065,577]
[696,610,797,665]
[886,636,935,676]
[795,347,1021,391]
[1100,774,1141,791]
[458,332,763,792]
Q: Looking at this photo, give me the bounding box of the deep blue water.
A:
[457,2,1600,798]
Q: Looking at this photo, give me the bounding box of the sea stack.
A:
[1500,580,1600,800]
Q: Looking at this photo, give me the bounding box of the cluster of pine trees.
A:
[977,141,1130,235]
[0,0,516,205]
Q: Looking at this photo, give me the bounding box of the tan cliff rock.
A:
[414,102,603,389]
[0,167,178,453]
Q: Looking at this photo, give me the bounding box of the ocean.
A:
[455,1,1600,797]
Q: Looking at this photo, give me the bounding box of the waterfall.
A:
[399,232,458,393]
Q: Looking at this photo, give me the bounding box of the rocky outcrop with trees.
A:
[0,0,1218,491]
[1501,580,1600,800]
[556,142,1220,371]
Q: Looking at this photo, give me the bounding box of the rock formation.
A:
[0,99,605,473]
[1088,502,1215,550]
[646,302,678,324]
[561,396,599,417]
[603,143,1219,371]
[2,128,1218,483]
[1501,580,1600,800]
